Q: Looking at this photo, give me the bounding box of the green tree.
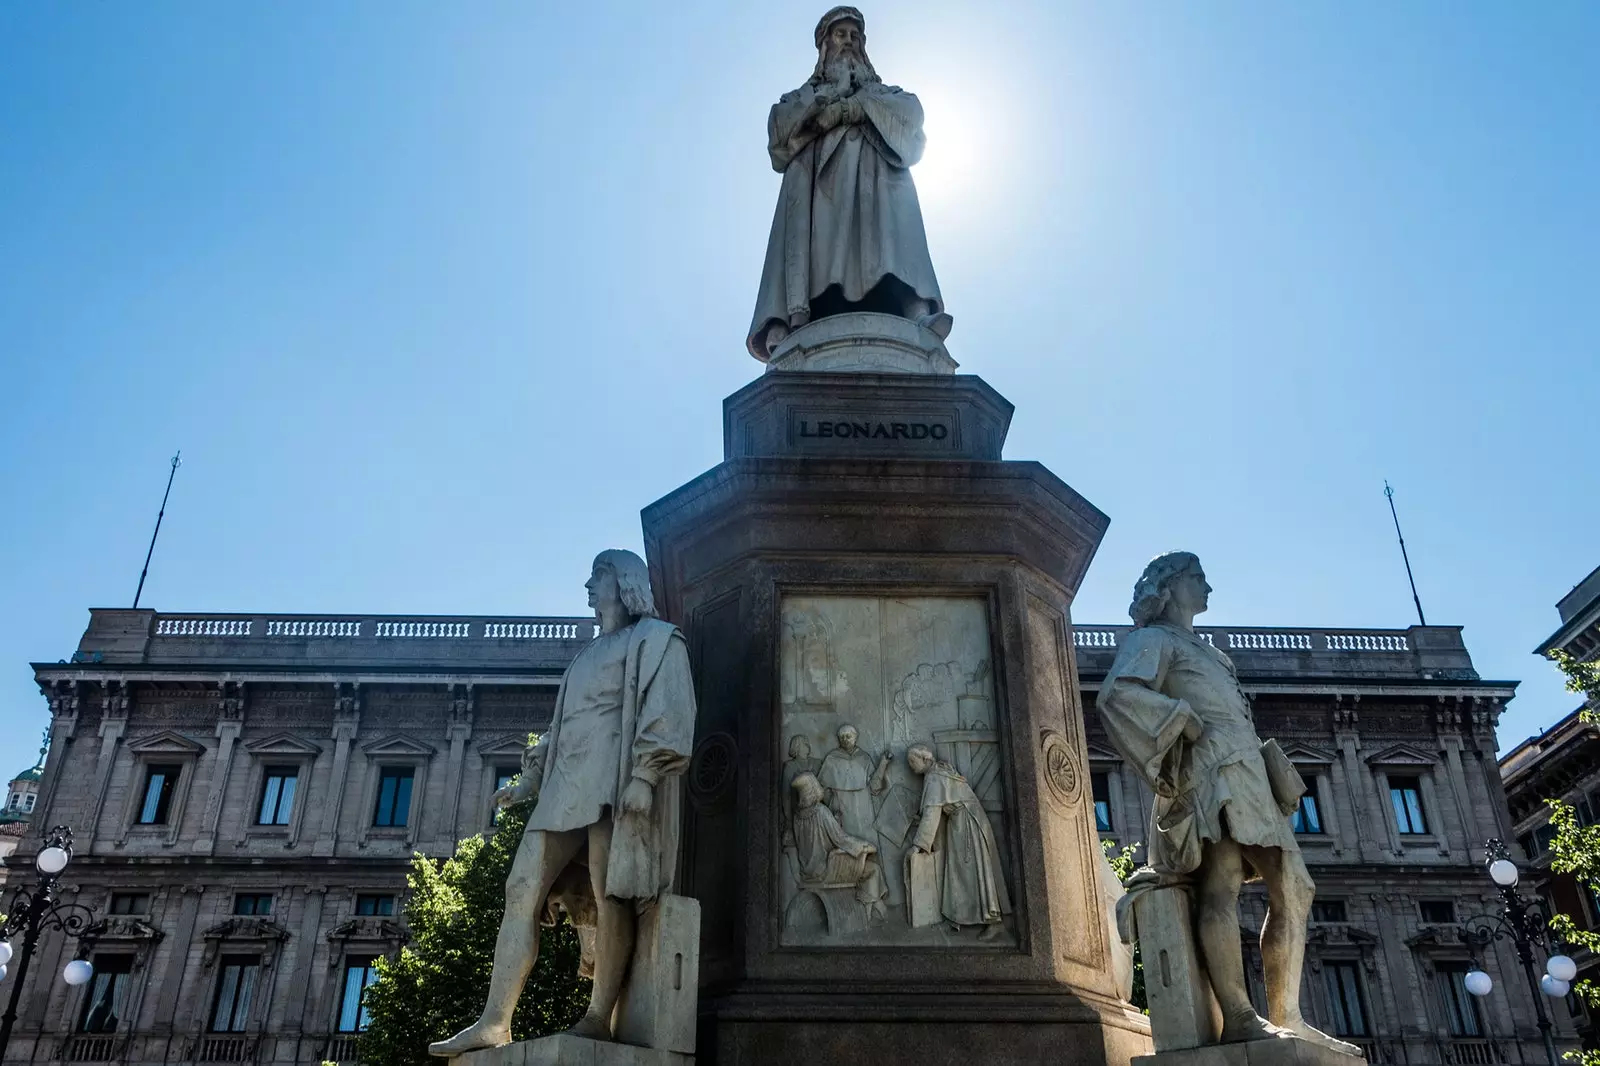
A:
[1544,652,1600,1065]
[357,792,589,1066]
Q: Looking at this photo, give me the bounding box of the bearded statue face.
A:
[816,17,878,91]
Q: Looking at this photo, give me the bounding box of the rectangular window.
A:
[257,766,299,826]
[337,956,380,1032]
[1520,832,1540,859]
[1092,772,1113,833]
[1437,964,1483,1036]
[1420,900,1456,925]
[209,955,261,1033]
[6,792,17,811]
[492,766,519,826]
[78,955,134,1033]
[1311,899,1348,923]
[1389,776,1428,834]
[373,767,414,828]
[1322,961,1369,1037]
[137,764,182,825]
[23,793,34,812]
[233,893,273,916]
[109,892,150,916]
[1290,789,1323,834]
[355,894,396,916]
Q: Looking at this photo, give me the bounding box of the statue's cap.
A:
[815,6,865,48]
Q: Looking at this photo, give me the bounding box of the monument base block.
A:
[451,1035,691,1066]
[1136,1036,1363,1066]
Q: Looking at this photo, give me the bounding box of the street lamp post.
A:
[0,826,99,1061]
[1459,837,1578,1066]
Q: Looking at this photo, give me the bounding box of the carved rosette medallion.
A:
[1039,730,1081,809]
[688,732,737,810]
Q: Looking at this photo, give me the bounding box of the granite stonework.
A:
[722,370,1012,461]
[451,1035,691,1066]
[764,312,958,375]
[641,368,1151,1065]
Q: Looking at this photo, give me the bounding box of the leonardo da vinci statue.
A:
[747,7,951,361]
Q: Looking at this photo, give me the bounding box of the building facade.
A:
[1501,564,1600,1056]
[2,607,1577,1065]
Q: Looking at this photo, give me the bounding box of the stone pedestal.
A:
[451,1035,691,1066]
[1135,1036,1363,1066]
[1133,886,1222,1051]
[613,895,699,1054]
[765,312,958,374]
[640,371,1151,1065]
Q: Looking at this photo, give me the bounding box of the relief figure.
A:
[905,742,1011,939]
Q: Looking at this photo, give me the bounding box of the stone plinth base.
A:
[613,894,698,1054]
[1135,1036,1365,1066]
[1132,884,1221,1050]
[451,1035,691,1066]
[765,311,957,374]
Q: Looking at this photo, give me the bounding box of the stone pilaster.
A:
[196,681,246,855]
[314,683,361,857]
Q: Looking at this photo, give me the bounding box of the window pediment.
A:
[85,917,164,943]
[243,732,322,757]
[202,917,291,943]
[1364,743,1438,768]
[360,734,436,758]
[126,730,206,756]
[1279,742,1336,766]
[1084,741,1123,763]
[476,733,532,758]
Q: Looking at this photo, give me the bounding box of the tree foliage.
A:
[1544,652,1600,1065]
[357,795,590,1066]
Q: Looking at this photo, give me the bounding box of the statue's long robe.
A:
[817,745,878,839]
[747,80,944,359]
[910,763,1010,926]
[1097,623,1298,877]
[527,616,695,902]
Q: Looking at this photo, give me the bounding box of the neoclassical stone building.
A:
[3,607,1580,1065]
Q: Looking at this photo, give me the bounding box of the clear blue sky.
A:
[2,2,1596,775]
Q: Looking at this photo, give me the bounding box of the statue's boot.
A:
[427,1021,511,1057]
[1285,1018,1363,1057]
[565,1013,612,1041]
[1220,1008,1296,1044]
[919,311,954,340]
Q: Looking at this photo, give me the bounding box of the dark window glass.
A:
[1420,900,1456,924]
[78,955,134,1033]
[1520,832,1540,859]
[1535,823,1558,854]
[355,894,396,917]
[109,892,150,916]
[1389,776,1428,834]
[1092,772,1113,833]
[257,766,298,825]
[337,956,380,1032]
[233,894,273,916]
[6,792,19,811]
[373,767,414,828]
[1437,964,1483,1036]
[1311,900,1348,923]
[209,955,260,1033]
[1322,962,1369,1036]
[492,766,519,825]
[138,764,181,825]
[1291,790,1323,834]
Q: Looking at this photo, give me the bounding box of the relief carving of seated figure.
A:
[788,771,887,927]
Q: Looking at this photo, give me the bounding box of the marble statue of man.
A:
[747,6,950,360]
[1097,552,1354,1054]
[429,549,697,1055]
[817,723,890,839]
[905,743,1010,936]
[789,771,888,921]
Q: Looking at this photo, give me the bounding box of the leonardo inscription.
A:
[797,418,950,441]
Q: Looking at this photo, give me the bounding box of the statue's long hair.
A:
[1128,551,1201,627]
[592,548,658,620]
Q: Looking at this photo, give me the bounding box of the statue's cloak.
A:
[532,616,695,903]
[747,81,944,359]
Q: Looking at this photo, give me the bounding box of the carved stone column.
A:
[314,684,361,857]
[197,682,246,855]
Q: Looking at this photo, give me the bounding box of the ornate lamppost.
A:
[0,826,99,1060]
[1458,838,1579,1066]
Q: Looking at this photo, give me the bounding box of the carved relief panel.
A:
[776,594,1016,948]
